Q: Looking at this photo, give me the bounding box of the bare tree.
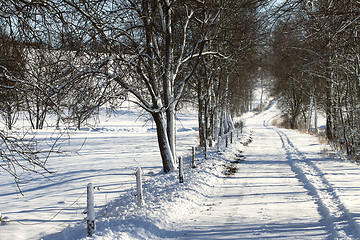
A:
[194,0,268,148]
[47,0,223,172]
[0,0,69,189]
[269,0,360,160]
[0,29,25,130]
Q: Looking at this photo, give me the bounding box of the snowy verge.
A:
[41,131,249,240]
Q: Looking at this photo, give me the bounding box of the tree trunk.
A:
[314,97,318,133]
[152,111,176,173]
[306,94,314,132]
[163,2,176,161]
[219,109,224,137]
[198,91,206,148]
[166,103,176,160]
[204,96,209,147]
[326,82,335,140]
[6,105,12,130]
[227,110,234,131]
[214,107,219,143]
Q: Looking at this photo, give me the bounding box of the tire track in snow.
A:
[274,128,360,240]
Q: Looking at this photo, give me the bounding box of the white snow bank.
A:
[41,141,247,240]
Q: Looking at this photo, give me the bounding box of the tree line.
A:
[0,0,268,183]
[268,0,360,160]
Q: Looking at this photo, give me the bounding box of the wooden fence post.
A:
[231,131,233,144]
[179,156,184,183]
[226,134,228,147]
[136,167,144,207]
[87,183,95,237]
[191,147,196,168]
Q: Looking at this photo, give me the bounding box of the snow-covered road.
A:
[175,103,360,239]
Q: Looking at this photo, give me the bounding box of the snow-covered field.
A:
[0,108,199,240]
[2,99,360,239]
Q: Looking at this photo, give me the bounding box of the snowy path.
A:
[275,128,359,239]
[175,104,360,239]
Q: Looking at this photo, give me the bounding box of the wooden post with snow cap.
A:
[136,167,144,207]
[191,146,196,168]
[87,183,95,237]
[179,156,184,183]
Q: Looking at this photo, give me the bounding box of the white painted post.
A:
[87,183,95,237]
[136,167,144,207]
[192,147,196,168]
[179,156,184,183]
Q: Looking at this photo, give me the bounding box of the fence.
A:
[0,124,244,238]
[0,150,199,237]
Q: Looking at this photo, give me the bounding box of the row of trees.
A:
[0,0,269,183]
[0,31,123,131]
[194,0,267,149]
[269,0,360,160]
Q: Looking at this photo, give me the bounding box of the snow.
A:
[0,109,198,240]
[2,100,360,239]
